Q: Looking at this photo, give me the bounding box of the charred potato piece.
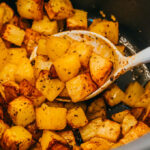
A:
[67,9,88,30]
[1,126,32,150]
[8,96,35,127]
[32,15,58,36]
[16,0,43,20]
[36,103,67,130]
[47,36,70,61]
[45,0,74,20]
[89,53,113,87]
[0,119,9,139]
[36,70,64,102]
[54,54,81,82]
[67,107,88,128]
[59,87,70,98]
[66,73,97,102]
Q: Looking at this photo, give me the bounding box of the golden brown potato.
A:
[67,9,88,30]
[87,97,106,120]
[45,0,74,20]
[0,2,14,24]
[2,24,25,46]
[0,119,9,139]
[47,36,70,61]
[36,103,67,130]
[54,54,81,82]
[89,53,113,87]
[67,41,93,68]
[89,20,119,44]
[67,107,88,128]
[45,101,64,108]
[58,130,76,147]
[19,79,45,107]
[24,29,41,56]
[123,81,144,107]
[3,81,20,103]
[81,137,114,150]
[141,106,150,126]
[37,38,47,56]
[59,87,70,98]
[1,126,32,150]
[66,73,97,102]
[15,58,34,83]
[111,110,130,123]
[104,84,125,106]
[131,107,144,120]
[122,113,137,135]
[0,7,4,29]
[40,130,68,150]
[36,70,65,102]
[16,0,43,20]
[32,15,58,36]
[8,96,35,127]
[145,81,150,91]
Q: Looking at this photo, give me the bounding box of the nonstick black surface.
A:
[2,0,150,150]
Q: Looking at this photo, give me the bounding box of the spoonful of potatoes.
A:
[30,30,150,102]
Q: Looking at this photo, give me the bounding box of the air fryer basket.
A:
[3,0,150,150]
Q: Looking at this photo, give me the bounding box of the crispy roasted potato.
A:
[1,126,32,150]
[111,110,130,123]
[0,7,4,29]
[89,20,119,44]
[123,81,144,107]
[8,96,35,127]
[32,15,58,36]
[16,0,43,20]
[66,73,97,102]
[67,9,88,30]
[122,113,137,135]
[36,103,67,130]
[89,53,113,87]
[0,2,14,24]
[37,38,47,56]
[24,29,41,56]
[68,41,93,68]
[45,0,74,20]
[36,70,65,102]
[59,87,70,98]
[54,54,81,82]
[40,130,68,150]
[131,107,144,120]
[67,107,88,128]
[47,36,70,61]
[81,137,114,150]
[20,79,45,107]
[0,119,9,139]
[104,84,125,106]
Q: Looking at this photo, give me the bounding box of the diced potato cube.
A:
[3,81,20,103]
[36,70,65,101]
[0,2,14,24]
[131,107,144,119]
[24,29,41,55]
[81,137,114,150]
[123,81,144,107]
[37,38,47,56]
[54,54,81,82]
[2,24,25,46]
[67,9,88,30]
[47,36,70,61]
[19,79,45,107]
[32,15,58,36]
[8,48,27,65]
[67,107,88,128]
[104,84,125,106]
[8,96,35,127]
[1,126,32,150]
[66,73,97,102]
[45,0,74,20]
[15,58,34,83]
[89,20,119,44]
[16,0,43,20]
[36,103,67,130]
[111,110,130,123]
[116,45,125,55]
[89,53,113,87]
[145,81,150,91]
[0,120,9,139]
[122,114,137,135]
[58,130,76,146]
[40,130,68,150]
[68,41,93,68]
